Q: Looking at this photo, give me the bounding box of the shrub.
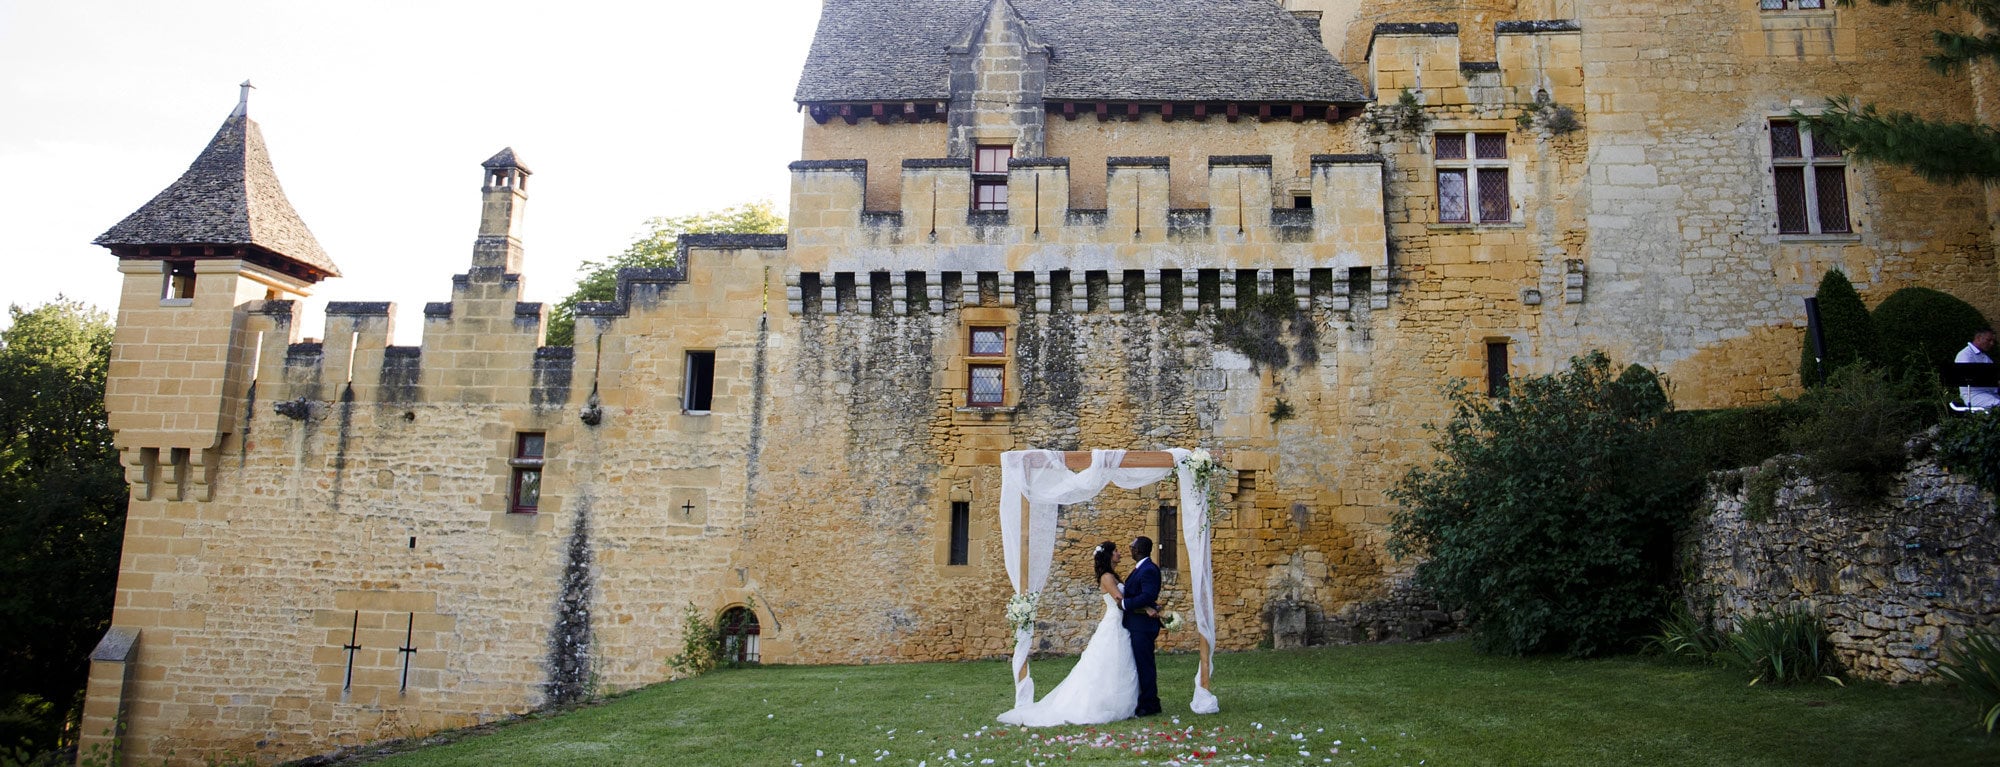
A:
[1679,405,1800,473]
[1871,286,1990,386]
[1389,352,1702,657]
[1799,269,1877,387]
[666,604,722,678]
[1938,411,2000,496]
[1936,632,2000,734]
[1721,607,1843,686]
[1782,365,1923,503]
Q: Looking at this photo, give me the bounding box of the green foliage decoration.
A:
[1938,410,2000,495]
[547,202,785,347]
[0,300,126,759]
[1388,352,1702,657]
[1871,286,1990,386]
[1799,269,1878,387]
[1782,365,1923,503]
[1720,607,1844,686]
[1936,631,2000,734]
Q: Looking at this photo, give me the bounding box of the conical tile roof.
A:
[96,110,339,281]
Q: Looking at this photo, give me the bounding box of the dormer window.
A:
[974,145,1012,211]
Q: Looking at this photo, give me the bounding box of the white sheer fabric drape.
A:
[998,448,1218,714]
[1170,448,1220,713]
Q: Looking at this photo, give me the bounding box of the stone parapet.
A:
[1690,454,2000,683]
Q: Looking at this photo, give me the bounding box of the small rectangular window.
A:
[949,501,970,566]
[684,351,716,413]
[1486,342,1510,398]
[973,145,1013,212]
[969,364,1005,406]
[510,433,545,513]
[164,261,196,300]
[974,146,1012,173]
[970,327,1006,356]
[1157,504,1178,570]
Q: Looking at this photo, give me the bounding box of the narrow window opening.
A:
[1157,504,1178,570]
[510,432,545,513]
[1487,341,1511,398]
[949,501,970,566]
[684,351,716,413]
[1292,195,1313,210]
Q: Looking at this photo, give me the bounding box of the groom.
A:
[1121,536,1163,716]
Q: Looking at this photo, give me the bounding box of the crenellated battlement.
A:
[1367,19,1583,110]
[779,265,1387,316]
[785,153,1389,275]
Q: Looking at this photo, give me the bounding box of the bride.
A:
[997,541,1139,726]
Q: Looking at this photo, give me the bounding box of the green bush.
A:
[1938,410,2000,496]
[1937,632,2000,734]
[1721,607,1843,686]
[1782,365,1924,503]
[1799,270,1877,387]
[666,604,722,678]
[1389,352,1702,657]
[1679,405,1800,473]
[1872,286,1990,386]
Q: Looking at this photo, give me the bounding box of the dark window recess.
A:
[1292,195,1313,210]
[1487,342,1510,398]
[949,501,971,566]
[164,261,196,300]
[1157,504,1179,570]
[510,433,545,513]
[684,351,716,412]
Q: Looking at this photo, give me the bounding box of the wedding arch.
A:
[998,448,1220,714]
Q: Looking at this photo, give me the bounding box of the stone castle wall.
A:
[1691,455,2000,683]
[84,3,2000,764]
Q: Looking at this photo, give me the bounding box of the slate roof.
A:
[96,111,339,280]
[796,0,1369,104]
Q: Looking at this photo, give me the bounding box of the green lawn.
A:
[360,640,1996,766]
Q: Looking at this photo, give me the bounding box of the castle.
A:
[78,0,2000,763]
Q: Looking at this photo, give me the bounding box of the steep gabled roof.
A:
[796,0,1368,104]
[96,111,339,280]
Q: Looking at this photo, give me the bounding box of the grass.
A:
[358,640,1996,767]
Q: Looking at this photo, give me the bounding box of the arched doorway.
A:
[719,605,760,664]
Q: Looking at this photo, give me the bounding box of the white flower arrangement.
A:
[1179,448,1228,533]
[1162,611,1186,632]
[1005,591,1040,633]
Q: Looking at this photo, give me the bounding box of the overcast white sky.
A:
[0,0,824,339]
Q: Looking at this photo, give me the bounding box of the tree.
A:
[1799,269,1877,387]
[546,202,786,347]
[0,300,126,756]
[1388,353,1701,657]
[1801,1,2000,184]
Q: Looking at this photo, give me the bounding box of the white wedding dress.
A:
[997,592,1139,726]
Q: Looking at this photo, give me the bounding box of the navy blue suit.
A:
[1121,557,1163,715]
